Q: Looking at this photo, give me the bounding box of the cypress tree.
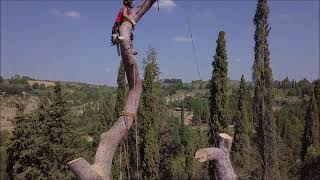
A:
[114,60,126,180]
[7,82,78,179]
[42,82,78,178]
[314,79,320,111]
[252,0,278,179]
[140,47,160,180]
[181,106,185,124]
[6,103,45,179]
[301,91,320,161]
[232,75,252,179]
[178,106,193,179]
[185,145,193,180]
[208,31,229,180]
[115,61,126,118]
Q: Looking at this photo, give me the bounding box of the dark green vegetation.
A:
[2,73,319,180]
[1,0,319,179]
[253,0,278,179]
[208,31,229,180]
[6,83,80,179]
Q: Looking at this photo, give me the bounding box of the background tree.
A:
[208,31,229,180]
[38,82,79,178]
[139,47,160,180]
[6,103,45,179]
[112,60,126,180]
[115,61,126,118]
[6,82,79,179]
[231,75,253,179]
[314,79,320,110]
[252,0,278,179]
[301,91,320,161]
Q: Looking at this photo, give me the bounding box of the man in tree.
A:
[111,0,137,56]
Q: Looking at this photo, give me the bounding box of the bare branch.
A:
[67,1,156,179]
[195,133,237,180]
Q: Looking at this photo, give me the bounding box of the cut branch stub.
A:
[67,1,156,180]
[195,133,237,180]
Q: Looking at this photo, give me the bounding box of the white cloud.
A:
[172,36,192,43]
[63,11,80,19]
[153,0,176,11]
[49,9,80,19]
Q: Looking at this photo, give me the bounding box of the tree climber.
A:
[111,0,138,55]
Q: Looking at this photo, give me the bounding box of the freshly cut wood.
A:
[195,133,237,180]
[67,1,156,179]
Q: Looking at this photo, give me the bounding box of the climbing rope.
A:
[119,111,139,180]
[122,114,131,180]
[186,15,202,80]
[135,114,140,180]
[120,111,137,121]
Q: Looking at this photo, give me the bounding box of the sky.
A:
[1,0,319,85]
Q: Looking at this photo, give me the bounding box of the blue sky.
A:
[1,0,319,85]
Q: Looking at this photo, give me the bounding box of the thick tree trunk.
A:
[67,1,156,179]
[195,133,237,180]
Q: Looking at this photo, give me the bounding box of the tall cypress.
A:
[112,61,127,180]
[208,31,229,180]
[42,82,78,178]
[232,75,252,179]
[115,61,126,118]
[179,106,193,180]
[301,91,320,161]
[252,0,278,179]
[314,79,320,112]
[140,47,160,180]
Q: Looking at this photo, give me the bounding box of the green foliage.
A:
[314,79,320,108]
[66,83,115,106]
[114,61,126,118]
[232,75,258,179]
[0,130,10,179]
[79,92,115,153]
[301,91,320,161]
[6,102,46,179]
[112,61,126,180]
[253,0,278,178]
[6,82,80,179]
[157,94,181,180]
[300,155,320,180]
[139,47,160,180]
[178,96,208,125]
[208,31,229,180]
[32,83,40,89]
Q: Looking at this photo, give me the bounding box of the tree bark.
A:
[67,1,156,179]
[195,133,237,180]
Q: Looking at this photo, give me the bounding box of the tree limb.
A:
[67,1,156,179]
[195,133,237,180]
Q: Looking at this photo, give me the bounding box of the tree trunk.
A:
[195,133,237,180]
[67,1,156,179]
